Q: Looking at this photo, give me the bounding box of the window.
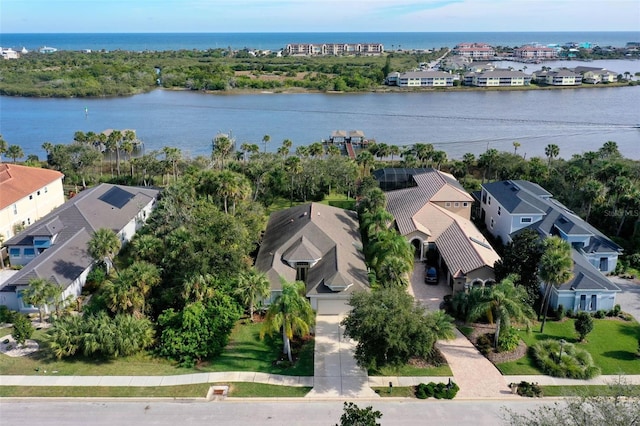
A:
[488,196,491,205]
[490,218,494,229]
[590,295,597,311]
[37,190,41,196]
[9,248,20,258]
[24,248,35,258]
[27,218,31,225]
[463,202,468,207]
[45,186,48,193]
[445,202,451,207]
[599,257,608,271]
[579,295,586,310]
[521,217,532,223]
[454,202,460,207]
[29,195,33,200]
[497,206,501,216]
[482,191,487,204]
[13,204,17,215]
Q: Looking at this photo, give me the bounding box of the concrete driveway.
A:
[610,276,640,322]
[407,261,452,311]
[305,315,378,398]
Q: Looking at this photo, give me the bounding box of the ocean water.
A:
[1,32,639,52]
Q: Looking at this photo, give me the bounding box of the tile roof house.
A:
[0,163,65,241]
[0,184,159,314]
[479,180,622,313]
[378,168,500,294]
[255,203,369,315]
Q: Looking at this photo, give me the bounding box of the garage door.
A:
[316,299,350,316]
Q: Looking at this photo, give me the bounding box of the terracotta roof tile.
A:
[0,164,64,210]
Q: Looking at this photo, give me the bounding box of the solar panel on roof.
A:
[98,186,135,209]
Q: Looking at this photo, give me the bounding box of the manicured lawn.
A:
[372,386,416,398]
[266,193,355,214]
[542,385,640,397]
[496,318,640,375]
[0,383,311,398]
[369,363,452,377]
[224,382,311,397]
[0,321,314,377]
[0,384,212,398]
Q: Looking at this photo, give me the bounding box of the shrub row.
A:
[531,339,601,379]
[414,381,459,399]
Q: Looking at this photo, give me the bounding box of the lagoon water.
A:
[1,53,639,161]
[2,81,639,161]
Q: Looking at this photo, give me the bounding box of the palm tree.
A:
[41,141,53,159]
[260,278,315,362]
[389,145,401,164]
[182,273,216,303]
[262,134,271,153]
[357,187,386,215]
[212,135,233,169]
[598,141,620,159]
[127,261,160,316]
[424,310,456,342]
[102,271,144,317]
[512,141,521,156]
[368,230,413,274]
[107,130,123,176]
[581,179,604,221]
[0,135,7,162]
[162,146,181,182]
[467,276,534,347]
[356,150,374,178]
[538,237,573,333]
[22,278,60,323]
[6,145,24,163]
[544,144,560,168]
[478,148,498,182]
[376,255,412,288]
[87,228,122,274]
[235,269,271,321]
[360,208,393,236]
[431,150,447,170]
[130,234,163,264]
[308,142,324,158]
[326,144,341,157]
[285,156,303,206]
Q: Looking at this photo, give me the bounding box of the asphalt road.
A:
[0,398,554,426]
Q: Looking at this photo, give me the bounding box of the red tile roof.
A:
[0,163,64,210]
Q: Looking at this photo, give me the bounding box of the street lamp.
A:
[558,339,566,364]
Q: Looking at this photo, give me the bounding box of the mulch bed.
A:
[466,323,528,364]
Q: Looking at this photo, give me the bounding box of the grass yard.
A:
[542,384,640,397]
[369,363,452,377]
[0,321,314,377]
[224,382,311,397]
[496,318,640,375]
[0,384,212,398]
[266,193,356,214]
[372,386,416,398]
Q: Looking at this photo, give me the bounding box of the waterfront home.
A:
[573,66,618,84]
[479,180,622,312]
[0,163,65,241]
[452,42,496,59]
[285,43,383,56]
[463,69,530,87]
[255,203,369,315]
[514,45,559,60]
[375,168,500,293]
[532,68,583,86]
[385,71,454,87]
[0,47,19,59]
[0,184,159,314]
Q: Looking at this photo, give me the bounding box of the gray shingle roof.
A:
[255,203,369,297]
[558,249,620,292]
[2,184,159,292]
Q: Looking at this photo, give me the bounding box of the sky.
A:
[1,0,639,33]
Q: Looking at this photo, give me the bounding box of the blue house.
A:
[479,180,622,313]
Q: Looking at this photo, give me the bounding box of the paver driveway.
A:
[610,276,640,322]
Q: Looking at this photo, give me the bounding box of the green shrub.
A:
[476,333,493,355]
[575,312,595,341]
[566,309,574,318]
[514,381,542,397]
[498,327,520,352]
[594,310,606,319]
[531,339,601,379]
[0,305,16,323]
[555,304,565,320]
[414,381,459,400]
[11,314,34,345]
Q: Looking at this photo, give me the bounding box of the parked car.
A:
[425,266,438,284]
